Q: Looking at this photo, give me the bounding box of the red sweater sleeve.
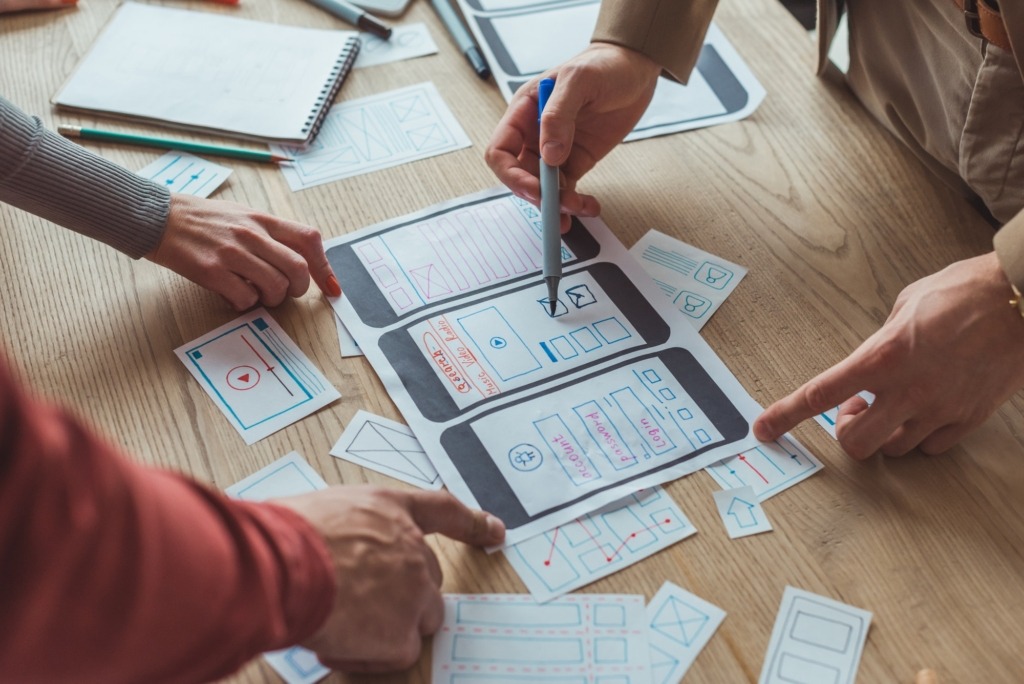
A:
[0,356,335,683]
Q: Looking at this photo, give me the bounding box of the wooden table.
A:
[3,0,1023,681]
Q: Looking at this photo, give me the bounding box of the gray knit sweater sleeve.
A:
[0,97,170,259]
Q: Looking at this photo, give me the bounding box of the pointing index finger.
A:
[753,355,872,442]
[403,490,505,547]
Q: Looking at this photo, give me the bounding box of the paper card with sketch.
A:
[324,187,766,546]
[175,309,340,444]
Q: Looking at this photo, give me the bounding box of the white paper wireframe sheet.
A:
[330,409,442,489]
[646,581,726,683]
[453,0,765,141]
[630,229,747,331]
[273,82,471,190]
[713,485,773,539]
[137,151,231,198]
[505,486,696,603]
[433,594,652,683]
[759,587,872,684]
[226,452,331,684]
[354,23,437,69]
[175,309,340,444]
[705,434,823,501]
[324,187,765,546]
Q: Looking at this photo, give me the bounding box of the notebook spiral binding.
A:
[302,34,362,142]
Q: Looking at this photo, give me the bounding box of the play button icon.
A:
[227,365,260,391]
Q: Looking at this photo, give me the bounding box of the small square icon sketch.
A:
[565,284,597,308]
[674,291,712,318]
[537,297,569,317]
[694,261,734,290]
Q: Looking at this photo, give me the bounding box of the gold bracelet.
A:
[1011,284,1024,319]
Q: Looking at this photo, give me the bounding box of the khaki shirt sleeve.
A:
[592,0,719,83]
[994,208,1024,289]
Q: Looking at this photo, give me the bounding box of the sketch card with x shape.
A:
[331,409,442,489]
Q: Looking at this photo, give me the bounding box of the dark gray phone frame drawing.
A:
[439,347,749,529]
[378,261,670,422]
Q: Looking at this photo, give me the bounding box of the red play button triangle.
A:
[239,373,250,383]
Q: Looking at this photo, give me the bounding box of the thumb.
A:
[539,80,583,167]
[405,491,505,547]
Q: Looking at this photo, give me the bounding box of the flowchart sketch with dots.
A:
[273,82,471,190]
[505,486,697,603]
[330,410,442,489]
[433,594,652,684]
[175,308,340,444]
[136,151,232,198]
[646,581,726,684]
[705,434,823,501]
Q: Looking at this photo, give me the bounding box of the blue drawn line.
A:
[650,405,665,420]
[235,461,321,500]
[539,341,557,362]
[169,161,195,183]
[451,635,584,664]
[632,370,664,403]
[455,601,582,627]
[759,447,787,475]
[653,278,677,297]
[668,411,696,452]
[265,328,323,392]
[377,237,427,307]
[820,410,838,426]
[610,387,676,456]
[642,245,698,275]
[192,172,220,196]
[149,154,183,180]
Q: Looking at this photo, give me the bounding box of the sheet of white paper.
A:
[324,188,764,546]
[713,485,772,539]
[53,3,359,142]
[630,229,747,331]
[453,0,765,140]
[175,308,340,444]
[272,82,471,191]
[330,409,442,489]
[354,23,437,68]
[433,594,652,683]
[505,486,696,603]
[647,581,726,683]
[334,310,362,357]
[226,452,331,684]
[136,151,231,198]
[759,587,872,684]
[815,390,875,438]
[705,434,823,501]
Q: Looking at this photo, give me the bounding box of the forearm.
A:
[0,357,334,683]
[592,0,718,83]
[0,96,169,258]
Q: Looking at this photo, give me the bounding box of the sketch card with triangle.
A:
[331,409,443,489]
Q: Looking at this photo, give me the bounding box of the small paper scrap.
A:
[137,151,231,198]
[226,452,330,684]
[433,594,651,683]
[815,390,876,438]
[330,410,442,489]
[334,311,362,357]
[647,580,726,682]
[176,308,340,444]
[630,229,747,330]
[705,434,823,501]
[354,22,437,69]
[713,485,772,539]
[759,586,872,684]
[505,486,697,603]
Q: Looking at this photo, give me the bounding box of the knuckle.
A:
[867,336,907,370]
[801,381,830,412]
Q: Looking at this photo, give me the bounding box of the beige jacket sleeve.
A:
[592,0,719,83]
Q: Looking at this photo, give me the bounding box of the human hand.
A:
[276,486,505,673]
[147,194,340,310]
[754,252,1024,458]
[486,42,661,232]
[0,0,74,12]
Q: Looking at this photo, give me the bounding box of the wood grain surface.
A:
[2,0,1023,682]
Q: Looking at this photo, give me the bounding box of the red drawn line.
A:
[544,517,674,569]
[604,518,672,563]
[241,334,273,371]
[739,454,769,484]
[544,527,559,567]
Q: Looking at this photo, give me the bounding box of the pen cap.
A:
[537,77,555,121]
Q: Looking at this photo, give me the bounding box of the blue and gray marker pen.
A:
[538,77,561,315]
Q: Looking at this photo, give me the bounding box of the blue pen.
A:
[538,77,561,315]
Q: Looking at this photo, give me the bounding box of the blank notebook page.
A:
[54,3,358,143]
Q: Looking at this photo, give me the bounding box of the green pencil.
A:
[57,125,293,164]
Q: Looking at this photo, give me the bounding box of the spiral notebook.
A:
[52,3,360,145]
